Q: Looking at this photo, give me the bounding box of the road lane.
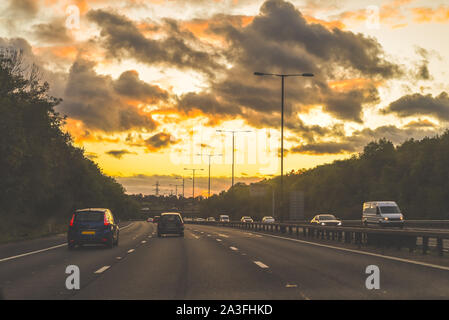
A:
[0,221,154,299]
[191,224,449,299]
[72,227,307,300]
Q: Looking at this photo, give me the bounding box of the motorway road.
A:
[1,221,449,299]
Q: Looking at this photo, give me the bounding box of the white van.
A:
[219,215,230,223]
[362,201,404,228]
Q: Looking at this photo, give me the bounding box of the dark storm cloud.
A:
[291,142,357,154]
[289,125,440,155]
[6,0,38,18]
[105,149,135,159]
[177,0,400,124]
[113,70,169,103]
[60,58,159,132]
[145,132,178,151]
[31,19,73,44]
[382,92,449,121]
[177,92,241,115]
[86,9,222,77]
[413,47,431,80]
[213,0,401,78]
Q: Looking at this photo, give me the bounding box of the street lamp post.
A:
[216,129,251,188]
[197,153,223,198]
[183,168,204,200]
[254,71,314,222]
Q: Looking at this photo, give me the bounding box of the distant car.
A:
[184,217,192,222]
[207,217,216,221]
[262,216,275,223]
[153,216,160,223]
[196,217,205,222]
[310,214,342,226]
[157,212,184,237]
[219,215,230,222]
[67,208,119,249]
[362,201,404,228]
[146,217,153,222]
[240,216,253,223]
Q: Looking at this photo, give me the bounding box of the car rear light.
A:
[69,214,75,227]
[104,214,110,226]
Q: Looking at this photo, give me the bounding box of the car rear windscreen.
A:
[75,211,104,222]
[161,215,181,222]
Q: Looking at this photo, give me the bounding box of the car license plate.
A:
[82,231,95,235]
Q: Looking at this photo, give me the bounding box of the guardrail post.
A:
[296,226,299,238]
[422,236,429,255]
[345,231,352,243]
[338,231,342,242]
[437,238,443,256]
[303,227,307,238]
[408,236,417,253]
[355,232,361,248]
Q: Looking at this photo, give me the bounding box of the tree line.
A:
[0,51,139,242]
[200,134,449,221]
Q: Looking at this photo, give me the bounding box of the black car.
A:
[157,212,184,237]
[68,208,120,249]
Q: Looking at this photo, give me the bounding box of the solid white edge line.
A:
[254,261,269,269]
[0,221,138,264]
[249,230,449,272]
[94,266,110,274]
[0,243,67,263]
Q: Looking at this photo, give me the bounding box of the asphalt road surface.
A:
[1,221,449,299]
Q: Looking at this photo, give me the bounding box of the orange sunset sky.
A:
[1,0,449,196]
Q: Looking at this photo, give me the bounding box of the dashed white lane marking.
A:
[148,235,152,238]
[218,233,229,238]
[0,243,67,263]
[250,231,449,272]
[286,283,298,288]
[230,246,238,251]
[253,261,269,269]
[141,240,146,244]
[207,234,211,237]
[94,266,110,274]
[192,234,200,239]
[116,257,122,260]
[127,249,135,253]
[216,239,222,242]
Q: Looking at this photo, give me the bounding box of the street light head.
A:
[254,72,265,76]
[302,73,314,77]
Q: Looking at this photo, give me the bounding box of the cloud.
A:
[382,92,449,121]
[105,149,136,159]
[115,173,262,195]
[175,0,401,125]
[59,58,161,132]
[31,18,74,44]
[412,5,449,23]
[289,124,441,155]
[113,70,169,103]
[144,132,178,151]
[86,9,223,77]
